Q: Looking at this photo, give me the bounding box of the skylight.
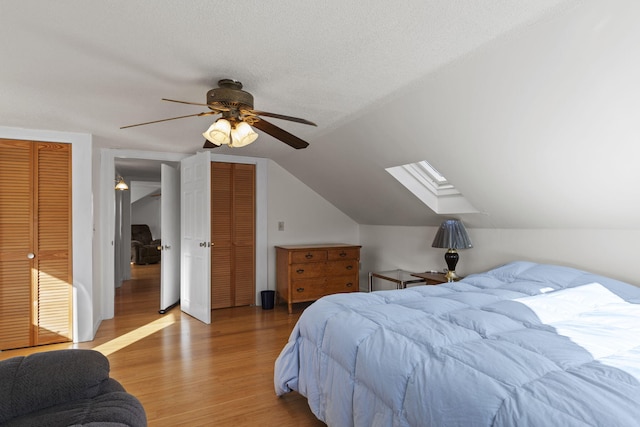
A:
[418,160,447,184]
[386,160,478,214]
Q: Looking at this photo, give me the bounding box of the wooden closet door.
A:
[0,140,34,349]
[210,162,255,309]
[34,142,72,345]
[211,163,233,309]
[0,139,72,350]
[232,164,255,306]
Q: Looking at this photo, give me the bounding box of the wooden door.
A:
[210,162,255,309]
[0,139,72,350]
[34,142,72,345]
[232,164,255,306]
[0,140,34,349]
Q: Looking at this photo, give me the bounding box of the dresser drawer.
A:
[325,276,358,294]
[290,262,325,279]
[291,278,326,301]
[291,250,327,264]
[325,259,358,276]
[327,248,359,261]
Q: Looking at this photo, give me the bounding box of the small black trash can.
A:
[261,290,275,310]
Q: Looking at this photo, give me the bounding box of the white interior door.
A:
[160,163,181,313]
[180,151,211,323]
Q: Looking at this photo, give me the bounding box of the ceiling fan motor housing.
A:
[206,79,254,111]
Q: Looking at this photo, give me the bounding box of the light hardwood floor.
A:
[0,264,325,427]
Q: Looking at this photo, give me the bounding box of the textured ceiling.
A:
[5,1,638,228]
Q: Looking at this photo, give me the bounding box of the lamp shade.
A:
[431,219,473,249]
[230,121,259,147]
[203,118,232,146]
[115,177,129,191]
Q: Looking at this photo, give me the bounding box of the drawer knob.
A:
[296,269,305,274]
[339,251,347,257]
[296,287,305,292]
[346,282,353,287]
[305,253,314,259]
[346,265,353,270]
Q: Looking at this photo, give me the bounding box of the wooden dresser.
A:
[276,244,361,314]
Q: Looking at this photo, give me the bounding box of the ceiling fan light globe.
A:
[230,122,259,147]
[203,119,231,145]
[202,130,223,146]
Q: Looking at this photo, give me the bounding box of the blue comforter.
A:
[274,261,640,426]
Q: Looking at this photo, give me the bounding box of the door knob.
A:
[27,253,35,259]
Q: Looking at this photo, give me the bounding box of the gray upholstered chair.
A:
[0,349,146,426]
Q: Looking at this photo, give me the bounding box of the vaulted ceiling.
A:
[3,1,639,228]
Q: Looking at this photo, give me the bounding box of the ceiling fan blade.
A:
[252,118,310,149]
[120,112,218,129]
[162,98,212,108]
[203,140,219,149]
[252,110,317,126]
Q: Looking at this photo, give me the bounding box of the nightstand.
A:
[368,269,427,292]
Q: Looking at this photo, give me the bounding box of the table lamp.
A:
[431,219,473,282]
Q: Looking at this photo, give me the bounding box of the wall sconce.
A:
[115,176,129,191]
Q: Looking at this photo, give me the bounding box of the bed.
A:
[274,261,640,426]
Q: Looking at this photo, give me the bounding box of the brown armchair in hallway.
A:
[131,224,161,265]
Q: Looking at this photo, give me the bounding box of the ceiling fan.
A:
[121,79,316,149]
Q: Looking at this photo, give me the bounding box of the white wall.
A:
[466,228,640,287]
[359,225,443,291]
[360,225,640,290]
[114,184,132,285]
[267,161,359,291]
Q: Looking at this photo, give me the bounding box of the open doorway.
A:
[114,157,180,314]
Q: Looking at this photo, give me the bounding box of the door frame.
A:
[100,149,268,320]
[101,149,188,320]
